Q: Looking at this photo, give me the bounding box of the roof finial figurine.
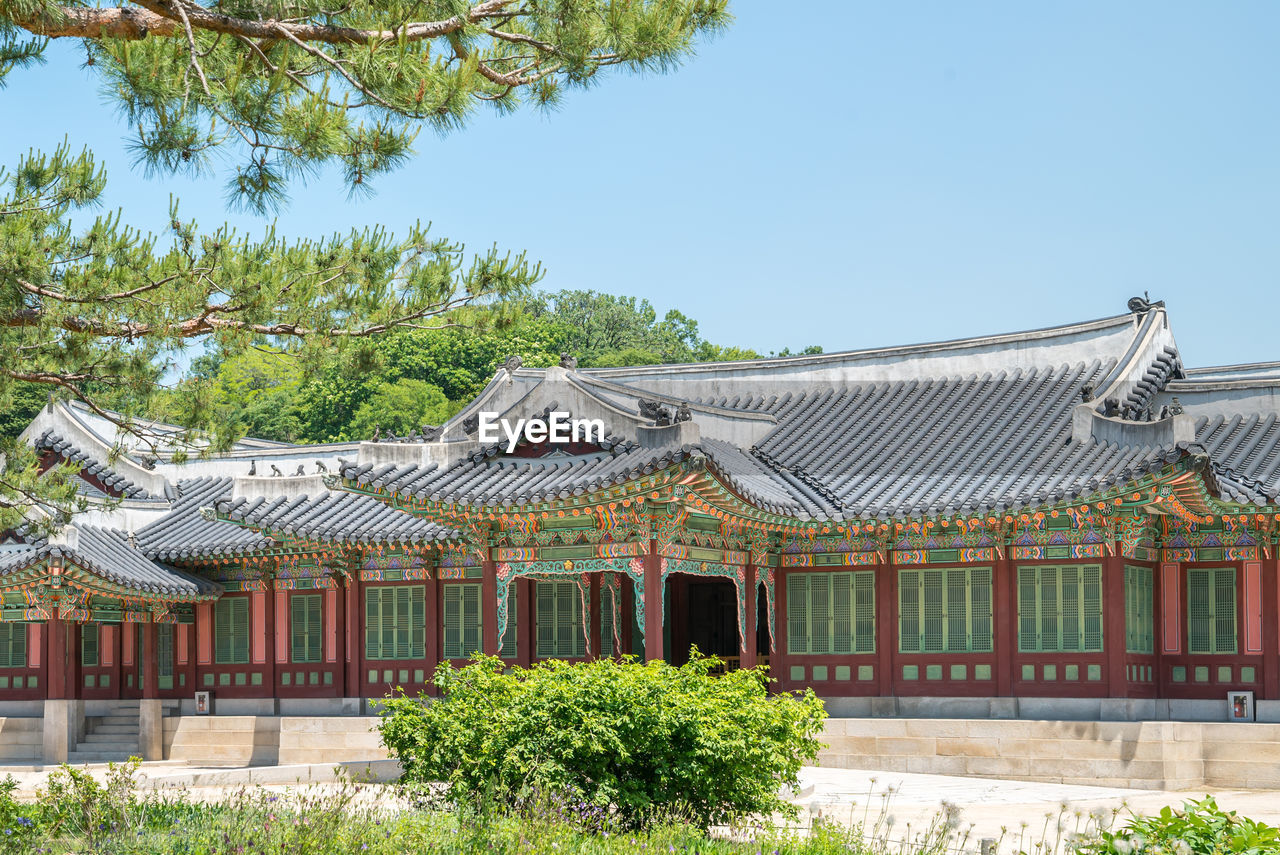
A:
[675,402,693,423]
[462,413,480,435]
[1080,382,1095,403]
[270,464,283,477]
[248,460,257,476]
[141,455,158,471]
[294,464,306,476]
[638,398,670,425]
[421,425,442,442]
[559,352,578,370]
[1127,291,1165,314]
[315,461,328,474]
[1170,396,1185,415]
[1101,397,1121,417]
[372,424,381,443]
[503,355,523,374]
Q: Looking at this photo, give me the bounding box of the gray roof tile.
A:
[0,526,220,597]
[214,491,456,545]
[33,430,149,498]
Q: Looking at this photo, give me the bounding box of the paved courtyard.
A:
[793,766,1280,845]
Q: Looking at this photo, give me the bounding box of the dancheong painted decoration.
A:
[7,298,1280,709]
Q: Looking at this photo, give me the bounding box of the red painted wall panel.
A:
[1161,563,1181,654]
[1245,561,1263,654]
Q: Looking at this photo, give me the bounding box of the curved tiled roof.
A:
[341,357,1187,521]
[0,526,221,597]
[34,430,150,498]
[745,360,1180,519]
[134,478,272,561]
[214,492,457,545]
[1192,414,1280,505]
[341,441,703,509]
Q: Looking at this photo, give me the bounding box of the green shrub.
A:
[378,654,827,830]
[1087,796,1280,855]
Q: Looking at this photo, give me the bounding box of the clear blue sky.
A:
[2,3,1277,364]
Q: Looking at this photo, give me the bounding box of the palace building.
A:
[7,298,1280,762]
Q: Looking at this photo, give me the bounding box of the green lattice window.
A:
[536,581,585,659]
[366,586,425,660]
[442,583,480,659]
[214,597,250,664]
[1188,568,1236,654]
[500,583,518,659]
[899,568,992,653]
[158,624,175,690]
[600,585,617,657]
[81,623,100,667]
[0,623,26,669]
[1017,564,1103,653]
[292,594,323,663]
[1125,566,1154,654]
[787,571,875,655]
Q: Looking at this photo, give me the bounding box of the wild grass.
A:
[0,760,1274,855]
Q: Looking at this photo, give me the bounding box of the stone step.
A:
[88,724,139,735]
[93,716,140,726]
[66,752,142,764]
[81,732,140,742]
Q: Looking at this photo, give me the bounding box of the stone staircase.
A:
[68,700,176,764]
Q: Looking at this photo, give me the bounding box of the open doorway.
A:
[664,574,739,668]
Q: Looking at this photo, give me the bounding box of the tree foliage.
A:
[527,289,759,367]
[0,141,541,531]
[1,0,730,211]
[379,655,827,830]
[173,290,760,443]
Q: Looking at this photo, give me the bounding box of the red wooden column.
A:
[344,575,362,695]
[643,542,664,662]
[481,555,500,657]
[423,568,439,693]
[1104,555,1128,698]
[1152,558,1166,698]
[876,557,895,698]
[330,581,346,697]
[47,613,67,700]
[1159,561,1183,693]
[1262,556,1280,700]
[994,555,1015,696]
[259,589,275,694]
[141,622,159,699]
[741,564,757,669]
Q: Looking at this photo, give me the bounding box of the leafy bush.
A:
[1086,796,1280,855]
[378,654,827,829]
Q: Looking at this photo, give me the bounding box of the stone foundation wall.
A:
[153,713,1280,792]
[163,716,385,766]
[820,718,1280,790]
[0,718,41,763]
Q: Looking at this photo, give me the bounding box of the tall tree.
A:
[0,142,542,532]
[1,0,730,211]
